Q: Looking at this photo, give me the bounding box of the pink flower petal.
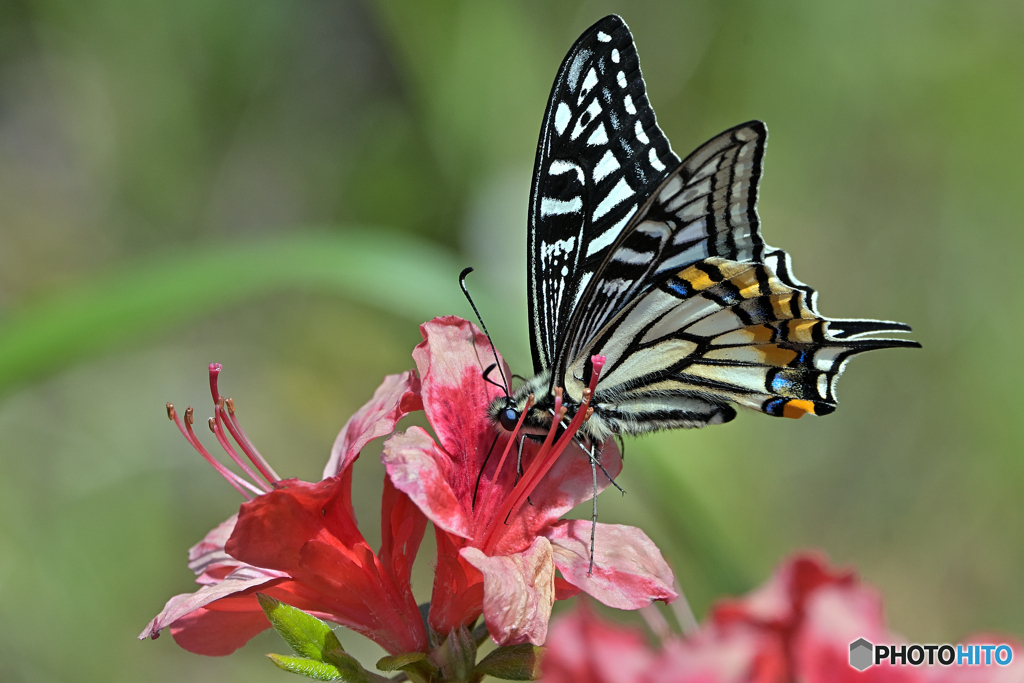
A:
[138,566,287,643]
[226,475,364,573]
[428,528,485,635]
[382,426,473,539]
[379,475,427,588]
[541,601,656,683]
[188,514,241,585]
[162,580,346,656]
[323,370,422,479]
[412,317,508,477]
[169,605,273,656]
[461,536,555,646]
[547,520,677,610]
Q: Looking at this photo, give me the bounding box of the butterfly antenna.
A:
[459,267,510,397]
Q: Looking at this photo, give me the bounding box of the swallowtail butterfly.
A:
[488,15,919,444]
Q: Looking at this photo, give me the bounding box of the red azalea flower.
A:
[382,316,677,647]
[541,553,1024,683]
[139,365,428,656]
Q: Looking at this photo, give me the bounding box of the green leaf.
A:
[0,228,526,395]
[257,593,346,663]
[474,644,543,681]
[267,654,345,681]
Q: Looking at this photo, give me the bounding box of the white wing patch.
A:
[592,177,634,221]
[549,159,584,184]
[554,102,571,136]
[648,147,666,172]
[540,197,583,217]
[586,207,636,257]
[587,123,609,147]
[593,150,620,183]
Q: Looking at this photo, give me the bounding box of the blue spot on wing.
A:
[666,278,692,298]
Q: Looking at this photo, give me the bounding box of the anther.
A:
[166,403,176,420]
[185,406,194,426]
[208,417,216,434]
[584,407,594,421]
[225,398,235,415]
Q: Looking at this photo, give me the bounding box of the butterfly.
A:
[486,15,919,444]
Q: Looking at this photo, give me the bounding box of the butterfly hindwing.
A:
[528,15,679,375]
[562,257,919,437]
[554,122,770,380]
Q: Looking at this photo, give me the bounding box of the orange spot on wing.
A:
[782,399,816,419]
[679,265,714,291]
[761,346,798,366]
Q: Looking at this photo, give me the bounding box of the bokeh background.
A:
[0,0,1021,680]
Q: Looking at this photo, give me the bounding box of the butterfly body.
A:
[488,15,918,442]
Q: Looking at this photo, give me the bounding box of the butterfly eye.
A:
[498,406,520,432]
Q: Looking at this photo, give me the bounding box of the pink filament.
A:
[482,355,606,551]
[167,404,259,499]
[208,364,280,485]
[166,364,282,500]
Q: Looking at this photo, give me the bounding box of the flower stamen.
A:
[166,402,261,499]
[209,408,273,493]
[482,355,606,550]
[208,363,280,484]
[221,397,281,482]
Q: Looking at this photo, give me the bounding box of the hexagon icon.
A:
[849,638,874,671]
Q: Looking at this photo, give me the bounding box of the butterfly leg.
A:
[589,450,598,575]
[583,439,625,495]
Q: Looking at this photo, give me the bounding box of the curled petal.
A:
[323,370,422,479]
[138,566,287,645]
[461,537,555,646]
[547,520,677,610]
[382,426,473,539]
[188,514,241,584]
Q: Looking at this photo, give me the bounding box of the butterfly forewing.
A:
[553,122,770,381]
[528,15,679,375]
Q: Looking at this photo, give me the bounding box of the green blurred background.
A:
[0,0,1020,680]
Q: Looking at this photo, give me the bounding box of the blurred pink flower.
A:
[382,316,677,646]
[542,553,1024,683]
[139,365,428,656]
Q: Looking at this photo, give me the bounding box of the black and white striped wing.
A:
[554,121,769,382]
[562,258,919,434]
[528,15,678,375]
